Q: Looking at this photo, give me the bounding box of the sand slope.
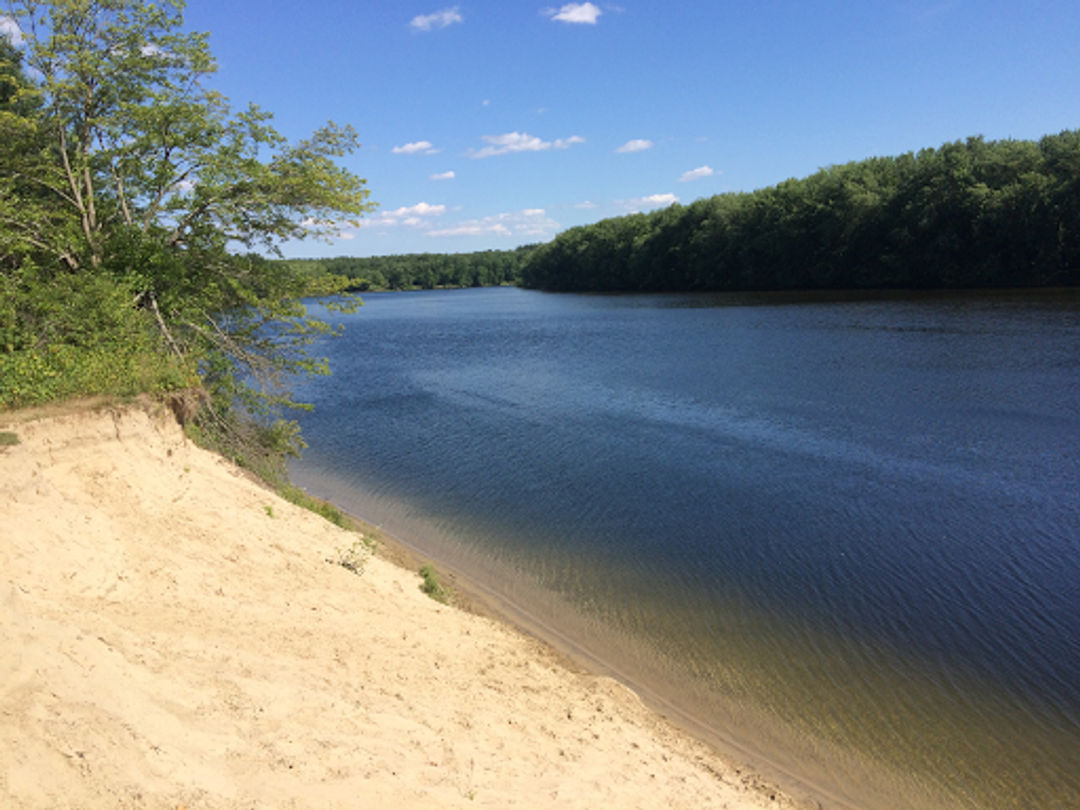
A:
[0,403,798,809]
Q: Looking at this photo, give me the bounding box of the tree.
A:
[520,131,1079,293]
[0,0,375,462]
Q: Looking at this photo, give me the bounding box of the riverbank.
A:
[0,401,803,809]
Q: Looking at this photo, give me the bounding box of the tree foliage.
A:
[0,0,374,466]
[282,245,537,292]
[521,132,1080,292]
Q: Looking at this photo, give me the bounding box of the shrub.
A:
[0,272,194,408]
[328,539,370,575]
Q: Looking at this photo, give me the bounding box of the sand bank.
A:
[0,401,805,808]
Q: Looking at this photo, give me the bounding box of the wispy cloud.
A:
[469,132,585,158]
[626,193,679,211]
[1,15,23,45]
[575,200,598,209]
[392,140,441,155]
[678,165,718,182]
[410,6,463,32]
[616,139,653,154]
[356,201,448,229]
[430,170,456,180]
[389,202,447,217]
[542,3,602,24]
[428,208,560,239]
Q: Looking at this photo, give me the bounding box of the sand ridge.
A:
[0,402,801,808]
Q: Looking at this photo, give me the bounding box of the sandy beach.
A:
[0,400,806,809]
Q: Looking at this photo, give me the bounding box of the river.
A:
[289,286,1080,809]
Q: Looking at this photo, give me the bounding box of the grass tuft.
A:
[419,564,451,604]
[279,484,354,530]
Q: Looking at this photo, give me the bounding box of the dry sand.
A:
[0,401,806,809]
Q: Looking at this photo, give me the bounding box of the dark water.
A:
[289,287,1080,809]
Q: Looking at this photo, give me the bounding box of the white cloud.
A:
[626,193,679,211]
[469,131,585,158]
[427,208,560,239]
[616,139,653,154]
[554,135,586,149]
[679,165,717,182]
[542,3,602,24]
[1,16,24,45]
[410,6,463,31]
[356,201,448,229]
[430,170,456,181]
[337,232,356,240]
[471,132,544,157]
[392,140,440,155]
[575,200,598,209]
[390,202,446,217]
[430,222,512,238]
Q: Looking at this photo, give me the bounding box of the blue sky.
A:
[178,1,1078,258]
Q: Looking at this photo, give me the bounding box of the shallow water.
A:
[290,287,1080,809]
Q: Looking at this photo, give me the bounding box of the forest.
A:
[519,131,1080,292]
[281,245,536,291]
[288,132,1079,295]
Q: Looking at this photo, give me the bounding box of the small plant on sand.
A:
[419,564,450,604]
[328,539,370,575]
[0,432,19,447]
[279,484,355,530]
[264,505,275,518]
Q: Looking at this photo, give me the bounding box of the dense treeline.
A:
[521,132,1080,292]
[283,245,537,291]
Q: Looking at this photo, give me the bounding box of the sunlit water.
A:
[289,287,1080,809]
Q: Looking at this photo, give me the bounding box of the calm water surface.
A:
[290,287,1080,809]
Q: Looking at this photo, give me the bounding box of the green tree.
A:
[0,1,375,463]
[521,131,1079,293]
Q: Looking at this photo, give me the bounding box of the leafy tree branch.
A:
[1,0,375,468]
